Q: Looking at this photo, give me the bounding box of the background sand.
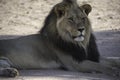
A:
[0,0,120,35]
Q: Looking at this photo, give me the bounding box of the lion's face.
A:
[55,3,92,43]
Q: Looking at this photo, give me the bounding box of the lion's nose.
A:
[78,28,84,32]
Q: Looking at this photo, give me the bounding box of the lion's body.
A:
[0,0,120,77]
[0,33,99,69]
[0,34,61,69]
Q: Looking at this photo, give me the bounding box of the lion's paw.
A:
[2,68,19,77]
[111,68,120,78]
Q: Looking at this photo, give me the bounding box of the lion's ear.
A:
[81,4,92,15]
[55,5,66,18]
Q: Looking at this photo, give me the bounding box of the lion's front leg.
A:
[74,60,120,77]
[0,57,19,77]
[100,57,120,69]
[57,53,120,77]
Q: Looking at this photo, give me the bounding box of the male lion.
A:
[0,0,120,77]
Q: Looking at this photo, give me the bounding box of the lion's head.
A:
[41,0,92,48]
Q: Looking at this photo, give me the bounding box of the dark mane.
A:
[40,1,99,62]
[63,0,77,3]
[40,6,87,62]
[53,36,87,62]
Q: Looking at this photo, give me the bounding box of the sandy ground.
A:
[0,0,120,80]
[0,0,120,35]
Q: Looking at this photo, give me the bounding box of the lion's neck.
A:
[41,31,87,62]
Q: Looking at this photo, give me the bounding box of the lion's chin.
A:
[74,36,84,42]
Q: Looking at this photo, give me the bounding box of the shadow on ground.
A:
[0,30,120,80]
[0,30,120,57]
[94,30,120,57]
[0,70,115,80]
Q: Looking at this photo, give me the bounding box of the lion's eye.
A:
[68,17,74,22]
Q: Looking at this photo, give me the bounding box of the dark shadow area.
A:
[0,35,23,40]
[0,30,120,57]
[0,30,119,80]
[94,30,120,57]
[18,70,114,79]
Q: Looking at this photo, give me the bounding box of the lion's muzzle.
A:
[73,28,85,42]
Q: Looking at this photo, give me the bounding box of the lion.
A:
[0,0,120,77]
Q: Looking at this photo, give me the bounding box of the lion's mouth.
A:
[73,35,85,42]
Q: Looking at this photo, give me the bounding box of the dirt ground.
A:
[0,0,120,35]
[0,0,120,80]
